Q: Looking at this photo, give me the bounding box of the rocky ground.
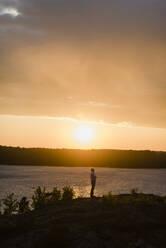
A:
[0,196,166,248]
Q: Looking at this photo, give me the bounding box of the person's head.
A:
[91,168,94,172]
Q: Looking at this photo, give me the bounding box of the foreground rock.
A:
[0,195,166,248]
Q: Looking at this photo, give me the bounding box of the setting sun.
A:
[75,125,94,143]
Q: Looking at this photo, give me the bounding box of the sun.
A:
[75,125,94,143]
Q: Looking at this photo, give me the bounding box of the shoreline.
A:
[1,164,166,169]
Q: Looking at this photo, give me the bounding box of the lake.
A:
[0,165,166,200]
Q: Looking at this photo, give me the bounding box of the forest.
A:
[0,146,166,168]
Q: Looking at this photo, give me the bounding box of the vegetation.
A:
[1,188,166,247]
[31,186,75,210]
[0,145,166,168]
[1,186,166,216]
[62,186,75,200]
[32,186,48,209]
[130,187,139,195]
[100,189,165,207]
[18,197,30,214]
[0,186,75,214]
[50,187,61,202]
[100,191,117,205]
[3,193,18,215]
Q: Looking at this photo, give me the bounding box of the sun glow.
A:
[75,125,94,143]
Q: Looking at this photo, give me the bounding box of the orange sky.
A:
[1,115,166,151]
[0,0,166,150]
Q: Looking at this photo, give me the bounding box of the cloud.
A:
[0,0,166,128]
[0,114,134,128]
[85,101,123,109]
[0,6,20,17]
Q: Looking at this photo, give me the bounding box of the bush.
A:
[18,197,30,214]
[62,186,75,201]
[100,191,116,205]
[50,187,61,202]
[131,188,139,196]
[3,193,18,215]
[32,186,48,209]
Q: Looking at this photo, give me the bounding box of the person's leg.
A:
[90,184,94,198]
[90,181,95,198]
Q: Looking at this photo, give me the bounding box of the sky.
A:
[0,0,166,150]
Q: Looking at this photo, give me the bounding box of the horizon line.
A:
[0,144,165,153]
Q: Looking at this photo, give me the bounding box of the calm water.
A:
[0,165,166,200]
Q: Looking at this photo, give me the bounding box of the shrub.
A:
[3,193,18,215]
[32,186,48,209]
[131,188,139,196]
[50,187,61,202]
[62,186,75,200]
[100,191,115,205]
[18,197,30,214]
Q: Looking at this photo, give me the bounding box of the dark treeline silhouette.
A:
[0,145,166,168]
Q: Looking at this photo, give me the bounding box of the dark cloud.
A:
[0,0,166,128]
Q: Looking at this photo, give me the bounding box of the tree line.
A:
[0,146,166,168]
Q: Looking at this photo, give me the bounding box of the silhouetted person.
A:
[90,168,96,198]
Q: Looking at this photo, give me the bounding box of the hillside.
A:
[0,146,166,168]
